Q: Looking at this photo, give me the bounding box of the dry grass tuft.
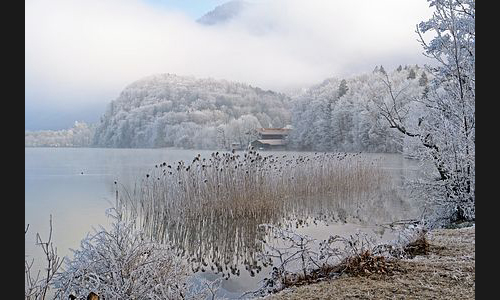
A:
[403,231,430,258]
[341,250,399,277]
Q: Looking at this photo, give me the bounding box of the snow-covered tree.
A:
[227,114,262,148]
[338,79,349,98]
[418,71,428,86]
[379,65,387,75]
[416,0,475,222]
[374,0,475,223]
[407,68,417,79]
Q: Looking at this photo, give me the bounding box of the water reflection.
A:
[122,151,424,283]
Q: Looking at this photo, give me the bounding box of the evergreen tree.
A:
[422,85,430,99]
[418,71,428,86]
[397,65,403,72]
[407,68,416,79]
[338,79,349,98]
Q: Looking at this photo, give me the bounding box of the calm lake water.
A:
[25,147,425,298]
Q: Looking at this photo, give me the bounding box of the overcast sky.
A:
[25,0,434,130]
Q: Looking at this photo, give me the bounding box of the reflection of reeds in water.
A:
[119,150,390,278]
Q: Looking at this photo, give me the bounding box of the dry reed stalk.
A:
[119,150,390,276]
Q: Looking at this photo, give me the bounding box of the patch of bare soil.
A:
[266,226,475,300]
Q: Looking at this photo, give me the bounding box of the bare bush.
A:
[25,216,64,300]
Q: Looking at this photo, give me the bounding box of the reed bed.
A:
[119,149,391,278]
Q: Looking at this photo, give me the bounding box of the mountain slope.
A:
[197,0,249,25]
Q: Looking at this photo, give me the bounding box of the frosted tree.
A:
[407,68,416,80]
[226,115,261,148]
[379,65,387,75]
[237,114,262,147]
[418,71,428,86]
[216,125,230,150]
[374,0,475,223]
[331,97,355,150]
[321,93,338,151]
[416,0,475,222]
[338,79,349,98]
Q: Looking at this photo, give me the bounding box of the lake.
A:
[25,147,425,298]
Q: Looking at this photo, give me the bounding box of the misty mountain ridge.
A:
[197,0,249,25]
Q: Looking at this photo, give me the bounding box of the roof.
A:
[254,139,287,146]
[256,128,291,135]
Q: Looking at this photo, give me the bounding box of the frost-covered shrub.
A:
[252,224,405,296]
[53,206,191,299]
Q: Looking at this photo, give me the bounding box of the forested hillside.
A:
[92,74,291,149]
[289,65,428,153]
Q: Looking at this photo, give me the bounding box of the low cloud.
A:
[26,0,434,122]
